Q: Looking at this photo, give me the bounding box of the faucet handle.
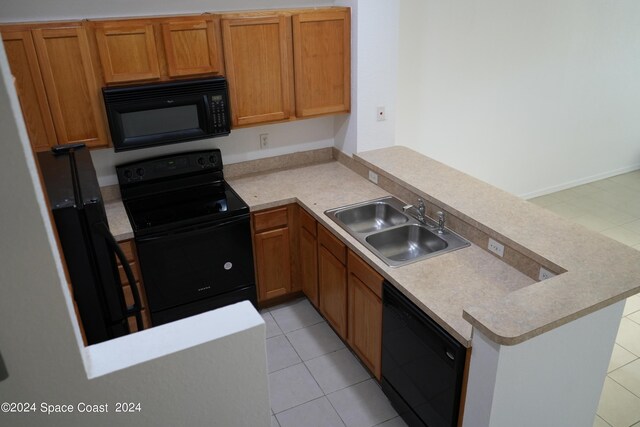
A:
[437,211,446,233]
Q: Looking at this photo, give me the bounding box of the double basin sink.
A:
[326,196,470,267]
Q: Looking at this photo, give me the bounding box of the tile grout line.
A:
[607,374,640,401]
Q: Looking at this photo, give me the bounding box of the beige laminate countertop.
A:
[104,146,640,347]
[226,161,538,346]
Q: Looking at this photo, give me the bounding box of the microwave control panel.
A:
[210,94,228,132]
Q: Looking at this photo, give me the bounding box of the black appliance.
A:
[102,77,230,152]
[38,144,143,345]
[382,282,466,427]
[117,149,256,325]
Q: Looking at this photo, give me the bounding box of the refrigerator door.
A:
[38,146,139,344]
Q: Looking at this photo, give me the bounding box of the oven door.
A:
[135,215,255,318]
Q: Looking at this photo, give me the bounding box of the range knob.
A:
[197,157,205,165]
[123,169,133,179]
[136,167,145,177]
[209,155,218,165]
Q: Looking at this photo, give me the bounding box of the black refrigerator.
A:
[38,145,142,345]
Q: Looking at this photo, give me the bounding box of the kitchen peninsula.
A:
[104,145,640,427]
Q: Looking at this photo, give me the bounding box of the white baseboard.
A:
[520,163,640,200]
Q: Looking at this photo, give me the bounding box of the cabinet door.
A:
[254,227,292,301]
[94,21,160,83]
[222,15,293,126]
[2,30,57,151]
[32,26,109,148]
[292,10,350,117]
[318,225,347,339]
[300,225,318,307]
[161,17,224,77]
[347,251,383,380]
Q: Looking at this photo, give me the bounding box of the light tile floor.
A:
[261,298,407,427]
[530,170,640,427]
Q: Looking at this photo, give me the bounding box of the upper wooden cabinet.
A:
[92,16,224,84]
[1,30,57,152]
[292,10,350,117]
[222,15,293,127]
[93,21,161,83]
[32,25,108,148]
[220,8,350,127]
[161,17,224,78]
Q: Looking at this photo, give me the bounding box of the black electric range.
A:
[117,149,257,325]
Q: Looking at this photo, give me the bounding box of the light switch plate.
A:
[368,170,379,184]
[539,267,556,281]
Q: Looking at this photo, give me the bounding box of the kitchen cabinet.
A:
[92,16,224,84]
[2,23,109,149]
[1,30,56,152]
[93,20,161,83]
[292,10,350,117]
[32,24,108,148]
[299,208,319,307]
[161,17,224,78]
[253,205,299,303]
[117,240,152,332]
[347,250,383,380]
[221,14,294,127]
[318,224,348,339]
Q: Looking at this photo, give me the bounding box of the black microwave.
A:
[102,77,231,152]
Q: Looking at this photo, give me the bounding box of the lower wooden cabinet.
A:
[299,208,318,307]
[117,239,152,333]
[318,224,348,339]
[252,205,298,303]
[347,250,383,380]
[253,205,383,379]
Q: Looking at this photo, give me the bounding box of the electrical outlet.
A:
[539,267,556,281]
[259,133,269,149]
[487,238,505,257]
[376,106,386,121]
[368,170,378,184]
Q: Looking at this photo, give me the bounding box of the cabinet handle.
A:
[446,350,455,361]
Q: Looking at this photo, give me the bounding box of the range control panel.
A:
[116,149,223,185]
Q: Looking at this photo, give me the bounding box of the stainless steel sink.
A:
[366,224,448,261]
[335,200,408,233]
[326,196,470,267]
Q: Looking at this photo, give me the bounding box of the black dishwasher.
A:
[382,282,466,427]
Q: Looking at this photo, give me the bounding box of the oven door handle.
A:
[94,222,144,332]
[136,215,249,243]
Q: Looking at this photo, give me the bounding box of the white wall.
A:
[463,301,623,427]
[0,41,271,427]
[334,0,399,155]
[397,0,640,198]
[0,0,332,22]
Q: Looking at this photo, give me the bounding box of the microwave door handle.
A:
[93,222,144,332]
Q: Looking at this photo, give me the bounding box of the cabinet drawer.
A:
[122,282,145,308]
[117,240,136,264]
[348,250,383,299]
[300,208,317,236]
[118,262,140,286]
[318,224,346,265]
[253,207,288,232]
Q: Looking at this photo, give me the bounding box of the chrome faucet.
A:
[437,211,446,234]
[403,198,426,223]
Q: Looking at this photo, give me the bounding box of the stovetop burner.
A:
[116,149,250,236]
